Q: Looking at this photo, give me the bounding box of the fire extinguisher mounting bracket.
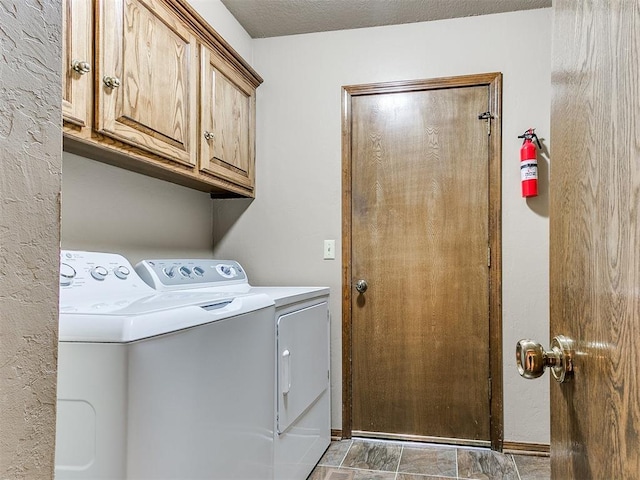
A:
[518,128,542,149]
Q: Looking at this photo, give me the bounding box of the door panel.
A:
[350,84,492,441]
[550,1,640,477]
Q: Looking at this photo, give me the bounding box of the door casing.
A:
[341,72,503,450]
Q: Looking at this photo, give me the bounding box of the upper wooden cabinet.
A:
[62,0,92,127]
[96,0,198,167]
[199,44,255,191]
[63,0,263,197]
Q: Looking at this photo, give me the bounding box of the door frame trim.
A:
[341,72,503,450]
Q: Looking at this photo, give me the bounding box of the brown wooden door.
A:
[96,0,197,166]
[549,1,640,478]
[343,74,502,446]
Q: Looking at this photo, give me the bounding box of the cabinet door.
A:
[62,0,91,127]
[96,0,197,167]
[200,45,255,191]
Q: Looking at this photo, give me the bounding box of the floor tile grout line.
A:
[337,439,353,468]
[394,444,404,479]
[455,446,459,479]
[511,453,522,480]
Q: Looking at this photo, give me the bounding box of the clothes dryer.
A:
[135,259,331,480]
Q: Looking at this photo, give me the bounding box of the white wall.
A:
[187,0,253,63]
[211,9,552,444]
[61,153,214,264]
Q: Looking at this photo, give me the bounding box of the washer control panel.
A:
[59,251,155,304]
[135,259,248,291]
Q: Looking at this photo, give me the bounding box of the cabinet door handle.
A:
[203,131,215,141]
[71,60,91,74]
[103,76,121,89]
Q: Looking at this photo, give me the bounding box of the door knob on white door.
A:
[516,335,574,383]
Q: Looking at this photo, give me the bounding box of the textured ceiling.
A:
[221,0,552,38]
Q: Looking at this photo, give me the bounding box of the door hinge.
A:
[487,246,491,268]
[478,111,493,135]
[488,377,492,400]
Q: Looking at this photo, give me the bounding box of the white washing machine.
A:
[56,251,275,480]
[135,259,331,480]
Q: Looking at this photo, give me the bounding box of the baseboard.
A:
[503,441,550,457]
[352,430,491,448]
[330,430,549,457]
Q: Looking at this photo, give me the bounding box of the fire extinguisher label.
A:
[520,160,538,181]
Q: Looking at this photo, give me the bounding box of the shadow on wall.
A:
[213,198,253,244]
[526,137,550,218]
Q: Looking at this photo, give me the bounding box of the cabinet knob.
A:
[103,76,121,89]
[71,60,91,74]
[203,131,215,141]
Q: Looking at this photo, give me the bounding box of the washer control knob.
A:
[193,266,205,277]
[113,265,130,280]
[59,263,76,287]
[90,266,109,281]
[163,266,177,278]
[179,266,192,277]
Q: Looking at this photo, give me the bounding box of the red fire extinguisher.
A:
[518,128,541,198]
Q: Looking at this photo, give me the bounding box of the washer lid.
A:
[60,290,248,316]
[59,293,274,343]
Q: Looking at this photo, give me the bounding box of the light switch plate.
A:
[323,240,336,260]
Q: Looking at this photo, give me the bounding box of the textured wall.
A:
[0,0,62,476]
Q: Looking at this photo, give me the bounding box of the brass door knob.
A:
[516,335,574,383]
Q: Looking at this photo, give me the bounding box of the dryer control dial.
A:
[163,266,177,278]
[179,266,192,277]
[193,266,205,277]
[216,264,238,278]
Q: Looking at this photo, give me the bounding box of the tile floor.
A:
[308,439,550,480]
